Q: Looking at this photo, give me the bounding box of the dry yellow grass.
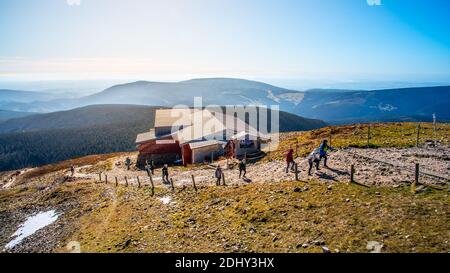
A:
[60,180,449,253]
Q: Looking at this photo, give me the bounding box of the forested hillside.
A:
[0,120,151,171]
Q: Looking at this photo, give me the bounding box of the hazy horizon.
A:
[1,77,450,95]
[1,0,449,86]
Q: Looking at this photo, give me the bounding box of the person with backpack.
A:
[125,157,132,170]
[215,165,223,186]
[162,164,169,183]
[286,149,295,173]
[238,159,247,178]
[146,159,155,175]
[319,140,334,168]
[306,148,321,175]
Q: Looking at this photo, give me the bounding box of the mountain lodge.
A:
[135,108,269,167]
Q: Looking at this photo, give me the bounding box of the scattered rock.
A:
[366,241,383,253]
[322,246,331,253]
[415,185,427,193]
[312,239,325,246]
[294,186,309,192]
[124,239,132,248]
[187,217,196,225]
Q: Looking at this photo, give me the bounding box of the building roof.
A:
[137,108,269,144]
[154,108,196,127]
[176,110,227,144]
[135,129,156,144]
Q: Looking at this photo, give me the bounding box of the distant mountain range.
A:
[0,89,57,103]
[0,78,449,124]
[0,110,35,122]
[0,104,325,134]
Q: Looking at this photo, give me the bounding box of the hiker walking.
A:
[146,159,155,175]
[239,159,247,178]
[306,148,321,175]
[162,164,169,183]
[70,165,75,177]
[125,157,132,170]
[319,140,334,168]
[286,149,295,173]
[215,165,223,186]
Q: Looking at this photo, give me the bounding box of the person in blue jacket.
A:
[318,139,334,168]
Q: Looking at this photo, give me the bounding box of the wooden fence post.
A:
[148,173,155,196]
[412,163,419,193]
[329,128,332,147]
[115,176,118,187]
[221,172,226,186]
[170,178,175,192]
[191,175,198,192]
[125,176,128,187]
[295,163,299,181]
[137,176,141,188]
[98,173,102,182]
[105,174,108,184]
[433,114,437,141]
[416,123,421,147]
[350,165,355,183]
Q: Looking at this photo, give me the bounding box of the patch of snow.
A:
[312,101,341,109]
[277,92,305,105]
[5,210,59,249]
[159,196,173,205]
[267,90,281,103]
[377,103,397,112]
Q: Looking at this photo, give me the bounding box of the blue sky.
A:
[0,0,449,85]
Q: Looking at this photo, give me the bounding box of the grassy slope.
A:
[60,181,448,253]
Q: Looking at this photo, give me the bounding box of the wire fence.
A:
[326,122,449,190]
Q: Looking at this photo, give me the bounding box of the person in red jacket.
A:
[286,149,295,173]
